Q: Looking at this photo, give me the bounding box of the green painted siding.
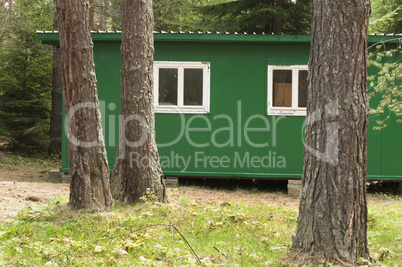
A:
[40,33,400,181]
[152,41,310,178]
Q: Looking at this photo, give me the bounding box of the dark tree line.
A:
[0,0,54,152]
[198,0,311,34]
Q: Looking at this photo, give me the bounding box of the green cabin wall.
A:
[55,34,402,181]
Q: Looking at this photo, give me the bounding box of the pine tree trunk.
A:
[49,0,62,155]
[96,0,107,30]
[293,0,371,264]
[111,0,165,203]
[58,0,112,210]
[274,0,283,34]
[89,0,95,30]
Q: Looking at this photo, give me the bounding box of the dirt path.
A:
[169,186,298,207]
[0,181,69,221]
[0,178,297,222]
[1,167,400,222]
[0,165,298,221]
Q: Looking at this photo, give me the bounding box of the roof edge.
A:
[36,30,402,45]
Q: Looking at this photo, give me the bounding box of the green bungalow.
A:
[37,31,402,184]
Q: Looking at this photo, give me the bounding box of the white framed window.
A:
[154,61,210,114]
[267,65,308,116]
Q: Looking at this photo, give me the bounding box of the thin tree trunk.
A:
[58,0,112,210]
[49,0,62,155]
[97,0,106,30]
[274,0,283,34]
[292,0,371,264]
[89,0,95,30]
[111,0,165,203]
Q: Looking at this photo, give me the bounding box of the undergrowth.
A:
[0,151,60,170]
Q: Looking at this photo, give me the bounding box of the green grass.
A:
[0,192,401,266]
[0,151,60,170]
[367,195,402,266]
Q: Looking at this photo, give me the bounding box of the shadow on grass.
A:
[367,181,402,197]
[178,177,288,194]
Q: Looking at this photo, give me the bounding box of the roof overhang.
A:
[36,30,402,46]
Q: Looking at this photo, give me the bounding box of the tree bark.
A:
[274,0,283,34]
[89,0,95,30]
[49,0,63,155]
[96,0,107,30]
[111,0,165,203]
[293,0,371,264]
[58,0,112,210]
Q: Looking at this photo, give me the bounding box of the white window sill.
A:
[155,105,210,114]
[268,108,306,116]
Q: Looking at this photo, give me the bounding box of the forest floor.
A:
[0,149,65,221]
[0,148,400,223]
[0,166,300,222]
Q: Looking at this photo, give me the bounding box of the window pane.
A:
[298,70,308,108]
[158,68,178,105]
[273,70,292,107]
[184,69,203,106]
